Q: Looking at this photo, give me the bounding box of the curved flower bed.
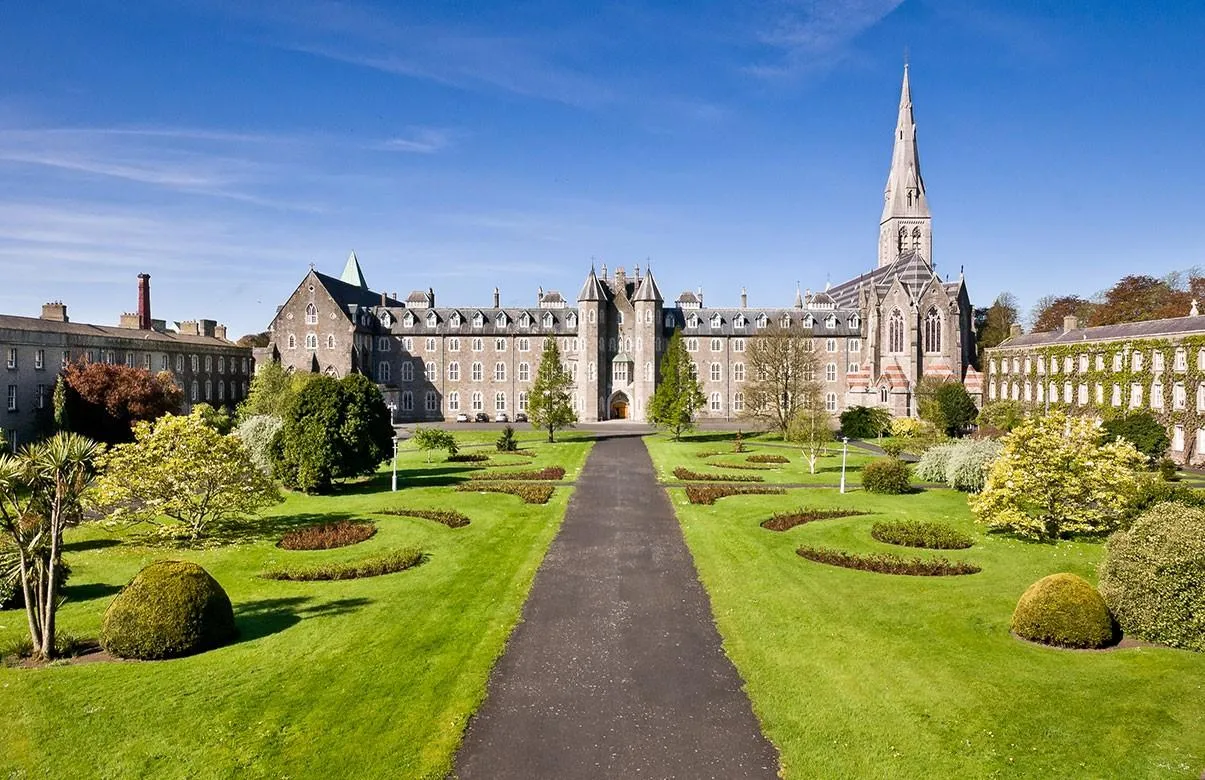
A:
[684,484,786,505]
[456,482,554,504]
[673,467,763,482]
[277,520,377,550]
[761,508,866,532]
[262,548,425,581]
[870,520,973,550]
[379,508,470,528]
[467,466,565,481]
[797,546,980,576]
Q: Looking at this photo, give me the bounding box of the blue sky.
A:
[2,0,1203,338]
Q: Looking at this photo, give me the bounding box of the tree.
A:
[0,433,101,660]
[915,377,977,437]
[788,403,833,474]
[1031,295,1097,333]
[334,374,395,479]
[975,292,1018,360]
[96,410,281,541]
[239,361,305,420]
[970,412,1147,541]
[192,402,235,435]
[57,361,182,443]
[528,337,576,442]
[741,324,820,438]
[647,331,706,440]
[1101,412,1170,463]
[412,427,456,463]
[236,331,271,348]
[977,400,1026,434]
[839,405,892,439]
[1092,274,1191,326]
[233,414,283,475]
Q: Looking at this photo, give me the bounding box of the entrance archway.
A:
[609,392,630,420]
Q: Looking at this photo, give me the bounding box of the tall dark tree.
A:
[975,292,1019,361]
[647,331,706,441]
[1092,275,1189,326]
[335,373,395,479]
[527,338,576,442]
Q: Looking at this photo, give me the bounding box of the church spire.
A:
[878,64,933,268]
[341,250,368,289]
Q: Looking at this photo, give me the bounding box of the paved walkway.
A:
[452,434,779,779]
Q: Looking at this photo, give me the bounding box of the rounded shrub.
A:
[913,443,956,484]
[1011,573,1115,649]
[1099,502,1205,652]
[100,560,237,660]
[945,439,1003,493]
[871,520,973,550]
[861,457,912,494]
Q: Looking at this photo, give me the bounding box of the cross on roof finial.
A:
[309,261,315,270]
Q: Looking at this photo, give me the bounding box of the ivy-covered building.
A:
[985,309,1205,462]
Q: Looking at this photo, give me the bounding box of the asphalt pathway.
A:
[452,433,780,779]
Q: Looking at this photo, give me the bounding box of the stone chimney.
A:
[118,312,140,329]
[380,292,387,307]
[427,287,435,308]
[179,320,201,336]
[740,287,748,309]
[493,287,500,308]
[697,286,703,307]
[614,266,627,290]
[1063,315,1078,332]
[634,264,641,281]
[1009,323,1023,338]
[538,286,545,304]
[600,263,608,280]
[215,324,228,341]
[41,301,68,322]
[137,273,152,330]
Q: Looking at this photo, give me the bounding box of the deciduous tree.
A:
[1030,295,1097,333]
[975,292,1019,360]
[96,409,281,541]
[528,338,577,442]
[412,427,457,462]
[647,331,706,441]
[788,403,833,474]
[239,361,307,420]
[58,362,182,443]
[741,324,820,438]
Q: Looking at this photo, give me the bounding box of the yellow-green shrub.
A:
[1011,573,1115,649]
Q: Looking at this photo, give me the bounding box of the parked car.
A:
[455,413,470,423]
[474,412,490,423]
[514,412,528,423]
[494,412,509,423]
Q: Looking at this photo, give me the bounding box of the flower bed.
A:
[747,454,790,464]
[467,466,565,481]
[379,508,470,529]
[455,482,555,504]
[761,508,866,532]
[870,520,973,550]
[262,548,424,581]
[709,462,774,471]
[684,484,786,505]
[796,546,980,576]
[673,467,764,482]
[448,453,490,463]
[277,520,377,550]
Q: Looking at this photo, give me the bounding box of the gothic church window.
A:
[898,227,907,253]
[888,309,905,353]
[287,335,296,350]
[912,227,922,251]
[923,307,941,353]
[379,362,391,382]
[305,334,317,350]
[305,303,318,325]
[448,391,459,411]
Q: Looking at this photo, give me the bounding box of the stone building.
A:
[258,66,979,423]
[1,274,251,449]
[985,310,1205,463]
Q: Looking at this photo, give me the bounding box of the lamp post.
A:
[391,435,399,492]
[839,436,850,494]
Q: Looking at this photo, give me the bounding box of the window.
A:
[203,356,211,372]
[1130,383,1143,408]
[217,381,225,401]
[448,391,460,411]
[472,338,483,352]
[426,311,439,328]
[1151,382,1164,410]
[495,362,506,381]
[755,313,768,329]
[1198,428,1205,457]
[709,313,720,329]
[495,392,506,412]
[448,337,460,352]
[848,338,861,352]
[826,338,837,353]
[645,362,653,381]
[733,392,744,412]
[686,338,698,352]
[490,337,504,352]
[421,391,436,413]
[34,349,44,370]
[496,312,508,329]
[888,309,905,353]
[848,362,860,374]
[1132,351,1143,372]
[733,338,745,352]
[305,303,318,324]
[614,362,628,383]
[825,363,837,382]
[1063,381,1072,404]
[161,355,169,371]
[519,362,531,382]
[471,362,483,382]
[710,363,721,381]
[305,334,317,350]
[1153,352,1165,372]
[1063,356,1072,374]
[518,338,531,352]
[472,312,484,328]
[401,361,414,382]
[6,385,16,411]
[569,312,579,328]
[378,337,390,351]
[401,391,414,412]
[448,362,459,381]
[471,391,483,411]
[378,361,392,382]
[734,314,747,329]
[1174,382,1186,410]
[710,338,722,352]
[1095,383,1104,405]
[989,382,998,401]
[1175,348,1187,371]
[62,351,71,369]
[426,337,437,351]
[1173,425,1185,452]
[425,362,438,381]
[1078,384,1087,405]
[825,392,837,412]
[849,314,862,330]
[204,381,212,401]
[543,312,554,328]
[402,312,415,328]
[733,363,745,382]
[825,314,837,329]
[36,384,47,409]
[880,387,889,404]
[783,314,795,328]
[923,307,941,353]
[588,362,596,380]
[1114,352,1124,372]
[1112,384,1122,407]
[518,392,529,411]
[710,392,722,412]
[689,362,699,379]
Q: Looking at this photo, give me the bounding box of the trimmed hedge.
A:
[448,453,489,463]
[100,561,237,660]
[1100,502,1205,651]
[278,520,377,550]
[861,458,912,494]
[456,482,554,504]
[708,461,773,471]
[684,484,786,505]
[747,454,789,464]
[694,450,726,459]
[673,467,764,482]
[761,508,866,532]
[379,508,470,528]
[467,466,565,481]
[262,548,424,581]
[797,546,980,576]
[1011,573,1116,649]
[871,520,973,550]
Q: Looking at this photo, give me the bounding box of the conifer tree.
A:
[647,331,705,441]
[528,337,576,442]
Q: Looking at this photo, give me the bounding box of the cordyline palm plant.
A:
[0,433,101,660]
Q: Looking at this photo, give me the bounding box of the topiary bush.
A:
[1099,502,1205,652]
[100,561,237,660]
[861,458,912,494]
[1011,573,1116,649]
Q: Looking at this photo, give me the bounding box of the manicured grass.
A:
[0,433,593,778]
[647,435,1205,778]
[647,431,877,486]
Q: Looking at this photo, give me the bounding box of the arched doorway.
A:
[610,392,630,420]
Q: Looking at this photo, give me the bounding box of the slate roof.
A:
[827,251,959,309]
[577,271,609,302]
[0,314,241,348]
[381,307,580,337]
[314,272,403,310]
[633,271,663,303]
[666,308,863,338]
[996,315,1205,350]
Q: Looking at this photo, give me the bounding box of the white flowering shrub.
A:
[233,414,283,476]
[914,443,956,484]
[945,439,1003,493]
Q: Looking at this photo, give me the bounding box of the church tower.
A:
[878,65,932,268]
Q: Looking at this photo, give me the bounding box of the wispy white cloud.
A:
[746,0,906,78]
[377,126,461,154]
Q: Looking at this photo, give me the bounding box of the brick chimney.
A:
[740,287,748,308]
[137,273,152,330]
[41,301,68,322]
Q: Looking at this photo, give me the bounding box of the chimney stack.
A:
[740,287,748,308]
[215,324,228,341]
[41,301,68,322]
[137,273,152,330]
[1009,323,1023,338]
[427,287,435,308]
[538,286,545,303]
[493,287,500,308]
[1063,315,1078,333]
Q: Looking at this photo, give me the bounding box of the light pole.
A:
[839,436,850,494]
[391,435,399,492]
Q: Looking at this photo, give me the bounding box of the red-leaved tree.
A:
[57,362,183,443]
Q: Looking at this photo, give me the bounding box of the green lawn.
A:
[646,430,880,486]
[646,433,1205,779]
[0,429,593,779]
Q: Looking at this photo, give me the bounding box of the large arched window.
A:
[305,303,318,324]
[897,226,907,254]
[912,226,922,252]
[923,307,942,353]
[888,309,905,354]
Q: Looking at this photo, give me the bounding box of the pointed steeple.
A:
[577,266,608,302]
[878,65,933,268]
[341,251,368,289]
[794,283,804,309]
[633,268,663,303]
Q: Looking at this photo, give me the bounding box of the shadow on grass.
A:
[61,538,122,553]
[337,466,486,495]
[125,513,361,549]
[678,430,775,444]
[233,596,372,643]
[61,582,123,603]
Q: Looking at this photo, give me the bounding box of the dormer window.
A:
[472,312,484,328]
[664,314,675,328]
[381,312,393,328]
[543,312,555,328]
[496,312,508,329]
[710,313,722,329]
[689,314,700,329]
[403,311,415,328]
[782,315,793,328]
[426,311,438,327]
[756,314,768,329]
[450,312,462,327]
[567,312,578,328]
[848,314,861,330]
[824,314,837,329]
[734,314,747,329]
